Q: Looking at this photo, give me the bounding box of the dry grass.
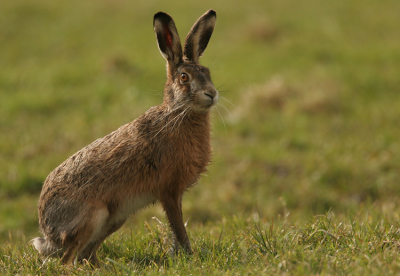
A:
[246,18,280,42]
[233,74,342,122]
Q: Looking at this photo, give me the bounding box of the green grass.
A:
[2,211,400,275]
[1,0,400,274]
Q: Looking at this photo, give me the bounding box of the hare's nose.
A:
[203,89,219,107]
[204,89,218,100]
[204,92,214,100]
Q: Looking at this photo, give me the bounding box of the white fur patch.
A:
[116,194,157,221]
[88,208,109,244]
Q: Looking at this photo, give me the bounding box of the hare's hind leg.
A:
[61,207,109,265]
[60,225,95,265]
[77,218,127,265]
[61,244,77,264]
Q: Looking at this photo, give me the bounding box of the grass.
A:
[1,0,400,274]
[2,211,400,275]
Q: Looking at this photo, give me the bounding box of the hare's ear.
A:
[183,10,216,63]
[154,12,183,66]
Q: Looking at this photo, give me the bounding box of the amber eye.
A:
[180,73,189,82]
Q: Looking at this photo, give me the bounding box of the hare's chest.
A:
[172,137,211,177]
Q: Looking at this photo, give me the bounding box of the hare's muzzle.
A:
[200,89,219,108]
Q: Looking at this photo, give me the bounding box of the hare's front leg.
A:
[160,194,193,254]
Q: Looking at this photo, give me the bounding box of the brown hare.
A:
[31,9,218,265]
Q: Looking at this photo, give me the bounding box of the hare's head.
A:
[154,10,218,112]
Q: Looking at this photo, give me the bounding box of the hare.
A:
[31,10,218,265]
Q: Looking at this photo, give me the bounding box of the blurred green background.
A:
[1,0,399,242]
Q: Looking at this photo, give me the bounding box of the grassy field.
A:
[1,0,400,274]
[2,212,400,275]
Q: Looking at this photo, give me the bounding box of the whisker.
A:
[174,108,190,132]
[218,102,233,118]
[151,105,188,140]
[216,85,227,91]
[153,103,186,124]
[220,96,236,108]
[215,106,227,136]
[171,108,188,132]
[153,114,180,139]
[207,59,219,70]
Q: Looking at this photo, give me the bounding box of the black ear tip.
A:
[154,12,163,19]
[154,11,172,22]
[206,9,217,17]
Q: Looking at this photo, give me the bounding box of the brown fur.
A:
[31,10,218,265]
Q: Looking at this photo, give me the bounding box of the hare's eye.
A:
[180,73,189,83]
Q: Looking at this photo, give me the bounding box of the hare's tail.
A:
[30,237,63,258]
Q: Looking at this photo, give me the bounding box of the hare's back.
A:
[42,122,141,194]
